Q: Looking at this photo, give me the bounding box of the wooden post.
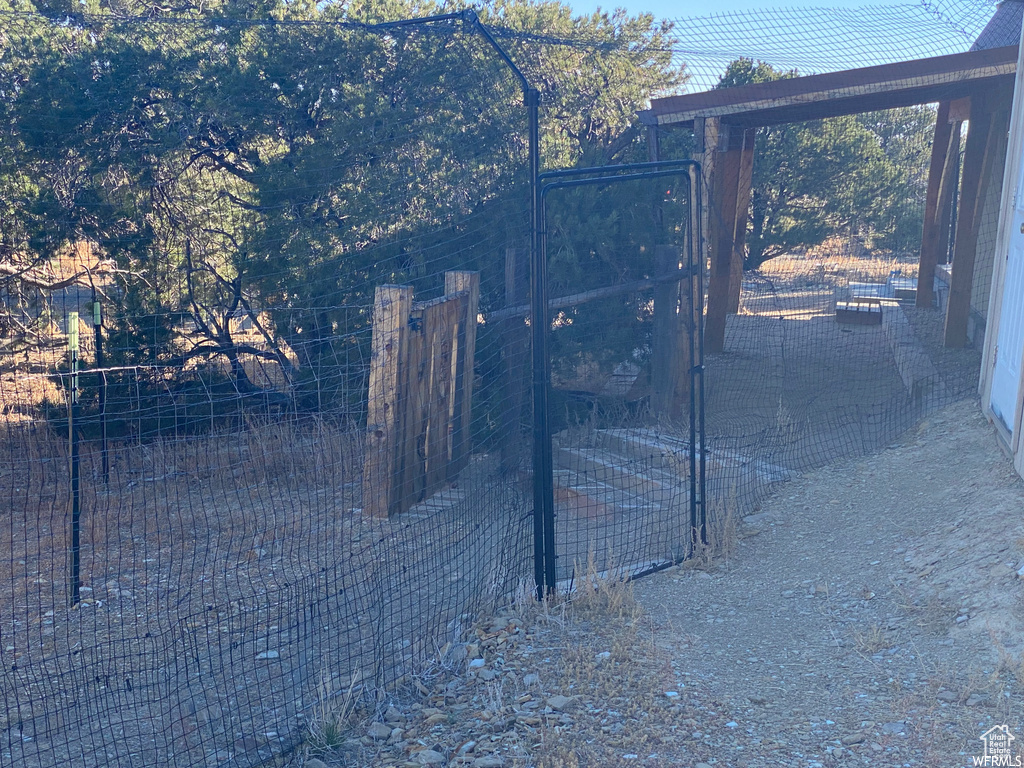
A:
[936,121,963,268]
[362,285,412,517]
[693,117,718,281]
[651,245,688,421]
[446,270,480,479]
[944,93,1006,348]
[500,247,530,474]
[727,128,756,314]
[422,297,460,492]
[706,123,743,354]
[918,101,954,308]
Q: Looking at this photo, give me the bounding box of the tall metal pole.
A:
[526,87,554,599]
[690,164,707,548]
[372,10,554,596]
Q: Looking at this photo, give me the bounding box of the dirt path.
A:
[633,398,1024,767]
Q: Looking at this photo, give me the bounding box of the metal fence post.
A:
[68,312,82,606]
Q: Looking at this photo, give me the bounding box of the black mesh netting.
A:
[0,1,1008,765]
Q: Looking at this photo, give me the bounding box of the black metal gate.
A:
[530,160,706,595]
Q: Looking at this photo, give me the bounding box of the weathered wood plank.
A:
[396,305,427,513]
[918,101,954,308]
[935,120,963,274]
[446,271,480,479]
[706,125,743,353]
[423,297,459,495]
[727,128,756,314]
[362,285,412,518]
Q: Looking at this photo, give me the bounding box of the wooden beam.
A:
[917,101,954,308]
[944,93,1007,347]
[948,96,972,123]
[727,128,756,314]
[706,125,744,353]
[362,285,413,517]
[651,45,1018,129]
[694,116,718,281]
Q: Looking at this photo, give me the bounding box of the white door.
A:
[990,156,1024,433]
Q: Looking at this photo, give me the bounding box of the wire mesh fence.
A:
[0,12,541,767]
[669,0,998,92]
[0,1,1011,766]
[703,255,983,518]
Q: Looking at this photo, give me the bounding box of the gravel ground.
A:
[321,397,1024,768]
[632,397,1024,767]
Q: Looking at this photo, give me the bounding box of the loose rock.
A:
[546,695,572,711]
[414,749,447,765]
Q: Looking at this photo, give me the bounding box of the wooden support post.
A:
[944,93,1006,348]
[446,270,480,479]
[936,121,963,267]
[706,123,743,354]
[727,128,756,314]
[500,247,530,474]
[652,245,688,421]
[693,117,718,278]
[918,101,954,308]
[362,285,412,518]
[647,123,661,165]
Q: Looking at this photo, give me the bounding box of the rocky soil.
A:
[304,398,1024,768]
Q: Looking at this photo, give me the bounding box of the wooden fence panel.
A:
[422,295,461,496]
[398,304,427,510]
[362,273,479,517]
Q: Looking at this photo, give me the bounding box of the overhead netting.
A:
[670,0,998,91]
[654,0,999,517]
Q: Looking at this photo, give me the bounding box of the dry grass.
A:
[851,622,892,655]
[306,668,366,757]
[532,565,708,768]
[759,236,919,287]
[0,414,364,606]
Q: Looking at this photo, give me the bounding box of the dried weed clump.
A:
[534,569,708,768]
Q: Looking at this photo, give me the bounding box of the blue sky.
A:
[569,0,881,19]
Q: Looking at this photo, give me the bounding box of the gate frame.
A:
[532,159,707,595]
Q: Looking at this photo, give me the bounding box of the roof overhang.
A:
[645,45,1019,130]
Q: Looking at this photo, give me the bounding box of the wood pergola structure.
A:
[642,44,1018,353]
